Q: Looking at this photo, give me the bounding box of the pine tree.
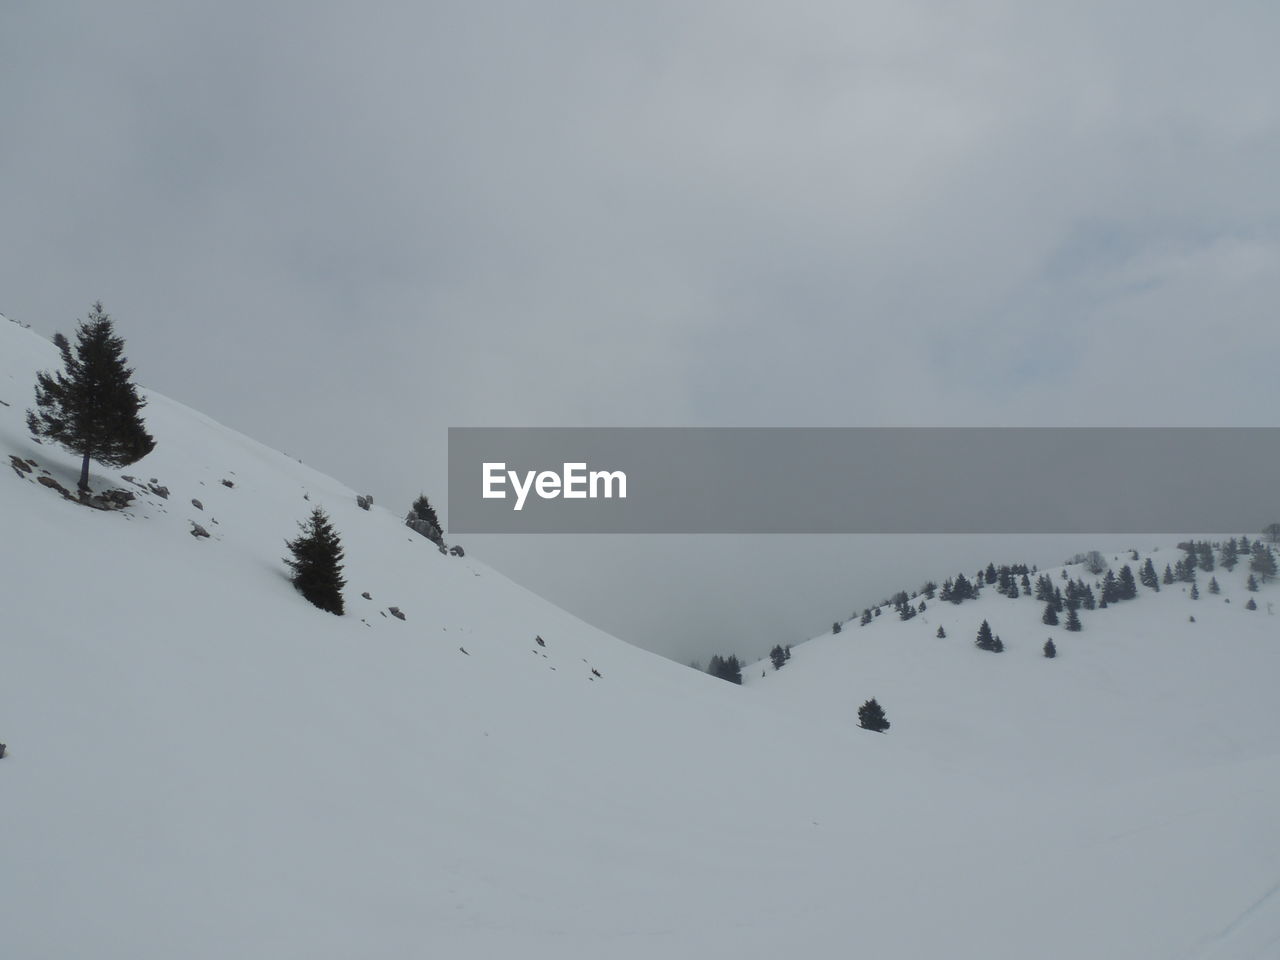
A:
[860,609,872,626]
[1140,558,1159,591]
[1042,602,1059,626]
[858,698,890,733]
[284,508,346,615]
[1246,574,1259,592]
[1209,577,1220,595]
[1118,565,1138,600]
[1064,607,1082,632]
[1190,583,1200,600]
[975,619,996,651]
[1250,544,1277,583]
[1043,638,1057,658]
[707,654,743,684]
[832,621,842,635]
[26,303,156,492]
[936,626,946,638]
[1221,540,1239,571]
[770,645,787,670]
[993,636,1004,653]
[1162,564,1175,585]
[1245,597,1257,610]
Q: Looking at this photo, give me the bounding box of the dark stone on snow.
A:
[190,522,211,539]
[191,498,203,510]
[388,607,406,621]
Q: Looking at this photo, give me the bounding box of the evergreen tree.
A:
[1263,522,1280,544]
[1064,607,1082,632]
[26,303,156,492]
[1221,540,1239,571]
[858,698,890,733]
[975,619,996,651]
[832,621,842,635]
[1082,584,1097,610]
[770,645,787,670]
[707,655,743,685]
[1190,583,1200,600]
[1118,565,1138,601]
[1245,597,1257,610]
[1197,542,1215,572]
[1162,564,1175,585]
[1250,543,1277,583]
[1042,601,1059,626]
[860,609,872,626]
[1043,638,1057,658]
[993,635,1004,653]
[284,508,346,615]
[1208,576,1220,595]
[985,563,998,584]
[1246,574,1259,592]
[1140,558,1159,591]
[936,626,946,638]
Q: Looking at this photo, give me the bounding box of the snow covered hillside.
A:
[2,313,1279,959]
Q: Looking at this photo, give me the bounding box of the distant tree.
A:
[1246,574,1260,592]
[1190,583,1200,600]
[1083,550,1108,575]
[1250,543,1277,583]
[975,619,996,651]
[860,609,872,626]
[936,626,946,638]
[1139,558,1160,591]
[26,302,156,492]
[1118,565,1138,600]
[898,603,916,621]
[284,508,346,615]
[1196,542,1215,572]
[707,655,743,685]
[785,644,792,661]
[1245,597,1257,611]
[1042,602,1059,626]
[985,563,998,584]
[1262,523,1280,545]
[770,645,787,670]
[1064,607,1082,632]
[858,698,890,733]
[1043,638,1057,658]
[1208,577,1221,595]
[992,635,1004,653]
[1221,540,1240,571]
[1162,564,1175,585]
[832,621,842,635]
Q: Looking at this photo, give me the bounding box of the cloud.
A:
[2,1,1277,661]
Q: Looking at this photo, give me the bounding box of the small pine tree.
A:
[707,654,743,685]
[1245,597,1257,611]
[975,619,996,651]
[284,508,346,615]
[936,626,946,638]
[1042,602,1059,626]
[1064,607,1082,632]
[858,698,890,733]
[1190,583,1200,600]
[1043,638,1057,658]
[26,303,156,492]
[1246,574,1259,592]
[993,636,1004,653]
[832,621,842,635]
[770,645,787,670]
[1250,544,1278,583]
[1162,564,1175,585]
[1208,577,1220,595]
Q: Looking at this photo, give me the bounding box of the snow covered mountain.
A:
[2,312,1278,959]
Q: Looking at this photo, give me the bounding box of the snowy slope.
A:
[2,313,1279,959]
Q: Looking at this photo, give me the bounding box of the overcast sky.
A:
[3,2,1278,663]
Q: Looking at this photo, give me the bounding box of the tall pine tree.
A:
[858,698,890,732]
[26,303,155,492]
[284,508,347,615]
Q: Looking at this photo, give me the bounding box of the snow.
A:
[2,314,1279,958]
